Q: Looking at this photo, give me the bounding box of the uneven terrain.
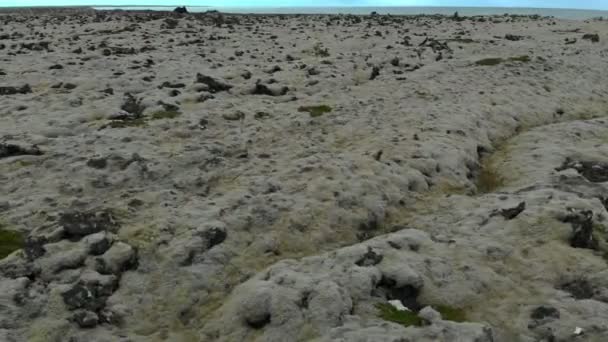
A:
[0,9,607,342]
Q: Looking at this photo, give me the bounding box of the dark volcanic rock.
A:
[173,6,188,14]
[88,234,112,256]
[202,227,227,249]
[496,202,526,220]
[0,143,42,159]
[20,41,50,51]
[241,70,252,79]
[72,310,99,328]
[355,247,383,266]
[266,65,282,74]
[556,159,608,183]
[251,82,288,96]
[197,93,215,103]
[369,66,380,80]
[560,210,597,250]
[87,157,108,169]
[376,276,421,311]
[24,236,47,261]
[505,34,524,41]
[558,278,595,300]
[530,306,560,320]
[120,93,146,117]
[582,33,600,43]
[0,85,32,96]
[59,210,118,239]
[419,37,451,52]
[159,81,186,89]
[62,283,109,311]
[528,305,560,329]
[195,73,233,93]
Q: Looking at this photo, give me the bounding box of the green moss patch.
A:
[475,55,530,66]
[475,58,503,66]
[0,227,25,259]
[298,105,332,118]
[376,303,425,327]
[477,164,505,193]
[435,305,468,322]
[151,110,181,120]
[508,55,531,63]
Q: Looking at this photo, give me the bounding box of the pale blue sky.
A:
[1,0,607,10]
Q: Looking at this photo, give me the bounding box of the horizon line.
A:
[1,4,608,11]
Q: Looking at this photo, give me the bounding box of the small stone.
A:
[241,70,252,79]
[266,65,282,74]
[419,306,442,323]
[62,284,94,310]
[202,227,227,249]
[222,111,245,121]
[95,242,137,275]
[84,232,112,256]
[86,157,107,169]
[195,73,232,93]
[197,93,215,103]
[530,306,560,320]
[370,66,380,80]
[505,34,524,41]
[251,82,289,96]
[72,310,98,328]
[307,67,320,76]
[497,202,526,220]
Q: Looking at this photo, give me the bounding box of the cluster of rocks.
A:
[0,209,138,334]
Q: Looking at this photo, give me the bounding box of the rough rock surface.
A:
[0,7,607,342]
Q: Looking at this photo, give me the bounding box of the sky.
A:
[1,0,607,10]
